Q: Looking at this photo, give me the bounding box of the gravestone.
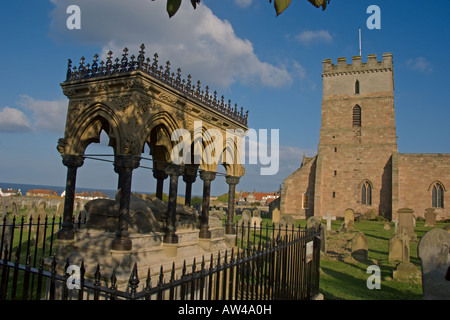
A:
[280,215,296,227]
[389,237,403,263]
[11,201,18,216]
[351,232,368,262]
[209,210,223,227]
[325,212,336,232]
[272,207,280,224]
[241,209,251,224]
[306,216,326,254]
[57,202,64,217]
[250,216,262,228]
[417,228,450,300]
[306,216,321,229]
[393,229,420,280]
[0,215,12,250]
[424,208,437,227]
[397,208,417,241]
[343,208,355,232]
[384,222,391,230]
[252,209,261,218]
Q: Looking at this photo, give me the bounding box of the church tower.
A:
[313,53,398,219]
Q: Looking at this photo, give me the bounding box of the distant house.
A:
[238,190,280,206]
[0,188,22,197]
[75,190,109,200]
[26,189,58,198]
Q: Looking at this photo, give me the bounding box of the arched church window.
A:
[361,181,372,205]
[355,80,360,94]
[432,183,444,208]
[353,105,361,127]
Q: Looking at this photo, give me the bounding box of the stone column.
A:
[153,169,168,201]
[183,174,197,207]
[112,155,141,251]
[199,171,216,239]
[225,175,240,235]
[164,164,184,244]
[57,155,84,241]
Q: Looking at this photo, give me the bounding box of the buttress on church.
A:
[281,53,450,222]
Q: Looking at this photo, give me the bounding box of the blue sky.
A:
[0,0,449,197]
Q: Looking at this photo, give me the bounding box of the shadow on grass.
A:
[320,265,422,300]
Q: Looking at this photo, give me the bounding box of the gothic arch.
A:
[65,102,122,156]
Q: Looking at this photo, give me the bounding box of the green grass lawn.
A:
[318,219,449,300]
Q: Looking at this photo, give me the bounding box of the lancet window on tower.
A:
[361,180,372,206]
[355,80,360,94]
[353,105,362,127]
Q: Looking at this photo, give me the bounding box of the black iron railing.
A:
[0,215,321,300]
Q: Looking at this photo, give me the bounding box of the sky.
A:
[0,0,449,198]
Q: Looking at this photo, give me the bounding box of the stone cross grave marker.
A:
[324,211,336,231]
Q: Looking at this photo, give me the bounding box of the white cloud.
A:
[49,0,292,90]
[234,0,253,8]
[18,95,67,133]
[0,107,32,133]
[295,30,333,46]
[406,57,432,73]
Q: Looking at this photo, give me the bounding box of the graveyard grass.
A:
[310,219,449,300]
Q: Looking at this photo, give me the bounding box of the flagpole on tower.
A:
[359,27,362,56]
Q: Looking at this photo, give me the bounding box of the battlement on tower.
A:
[322,53,393,76]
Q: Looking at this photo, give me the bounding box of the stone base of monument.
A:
[392,262,420,280]
[51,225,234,293]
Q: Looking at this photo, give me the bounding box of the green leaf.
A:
[273,0,292,16]
[167,0,182,18]
[308,0,329,11]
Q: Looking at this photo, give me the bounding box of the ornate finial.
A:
[138,44,146,68]
[66,59,73,80]
[164,61,171,79]
[121,47,129,70]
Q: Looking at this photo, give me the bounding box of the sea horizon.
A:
[0,181,194,199]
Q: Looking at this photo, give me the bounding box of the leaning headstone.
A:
[351,232,368,262]
[417,228,450,300]
[424,208,437,227]
[344,208,355,232]
[397,208,417,241]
